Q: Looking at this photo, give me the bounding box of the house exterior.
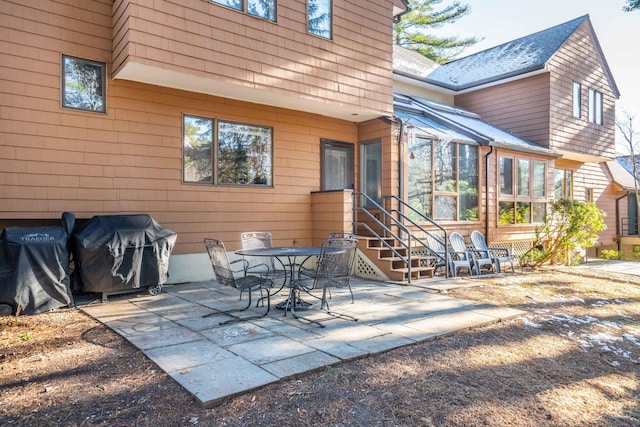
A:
[393,15,620,259]
[0,3,621,284]
[1,0,409,283]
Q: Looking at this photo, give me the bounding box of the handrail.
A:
[383,195,449,277]
[352,192,449,281]
[353,192,415,281]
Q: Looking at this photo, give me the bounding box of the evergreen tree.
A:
[394,0,479,64]
[624,0,640,11]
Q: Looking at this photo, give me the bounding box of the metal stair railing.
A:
[352,193,449,281]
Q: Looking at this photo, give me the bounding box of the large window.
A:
[61,55,106,113]
[183,115,273,186]
[408,138,478,221]
[499,156,547,224]
[308,0,332,39]
[554,169,573,199]
[210,0,276,21]
[588,88,603,125]
[572,82,581,118]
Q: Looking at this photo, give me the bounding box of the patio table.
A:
[235,246,334,327]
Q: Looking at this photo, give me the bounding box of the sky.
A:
[437,0,640,151]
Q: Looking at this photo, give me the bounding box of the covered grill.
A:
[74,214,177,301]
[0,212,75,315]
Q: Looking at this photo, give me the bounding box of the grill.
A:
[73,214,177,302]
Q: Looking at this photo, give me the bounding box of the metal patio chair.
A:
[470,230,515,273]
[240,231,287,298]
[296,237,359,320]
[203,238,273,324]
[448,232,476,277]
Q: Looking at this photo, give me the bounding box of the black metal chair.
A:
[203,238,273,324]
[240,231,287,291]
[470,231,515,273]
[296,237,359,319]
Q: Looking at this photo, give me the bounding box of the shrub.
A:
[600,250,622,260]
[520,199,606,268]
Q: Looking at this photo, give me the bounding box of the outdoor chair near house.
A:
[470,230,515,273]
[203,238,273,325]
[425,233,450,277]
[240,231,287,299]
[448,232,476,277]
[296,237,359,317]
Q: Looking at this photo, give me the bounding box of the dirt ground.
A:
[1,267,640,426]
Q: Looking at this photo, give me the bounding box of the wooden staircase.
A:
[356,235,436,282]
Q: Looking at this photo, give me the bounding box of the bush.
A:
[600,250,622,260]
[520,199,606,268]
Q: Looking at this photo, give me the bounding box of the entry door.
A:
[321,140,354,191]
[361,139,382,207]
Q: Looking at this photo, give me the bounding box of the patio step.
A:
[356,236,435,282]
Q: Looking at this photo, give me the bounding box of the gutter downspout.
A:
[484,145,494,241]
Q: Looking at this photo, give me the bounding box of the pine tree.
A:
[394,0,479,64]
[624,0,640,12]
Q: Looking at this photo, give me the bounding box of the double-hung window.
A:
[407,137,479,221]
[183,115,273,186]
[588,88,603,125]
[211,0,276,21]
[499,156,547,224]
[308,0,332,39]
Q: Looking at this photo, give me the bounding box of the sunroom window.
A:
[183,115,273,186]
[499,156,547,224]
[407,137,478,221]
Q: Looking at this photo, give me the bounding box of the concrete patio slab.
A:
[78,277,525,407]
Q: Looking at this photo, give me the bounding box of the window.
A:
[572,82,581,118]
[321,140,353,191]
[61,55,106,113]
[183,115,273,186]
[210,0,276,21]
[588,88,603,125]
[499,156,547,225]
[554,169,573,199]
[407,137,479,221]
[585,188,594,203]
[308,0,332,39]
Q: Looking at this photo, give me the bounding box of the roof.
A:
[426,15,587,90]
[610,156,640,191]
[393,45,439,80]
[394,94,558,157]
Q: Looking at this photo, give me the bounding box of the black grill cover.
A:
[0,212,75,315]
[74,214,177,294]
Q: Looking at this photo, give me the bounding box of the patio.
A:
[78,277,524,408]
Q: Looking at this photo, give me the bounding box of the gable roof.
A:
[608,156,639,191]
[421,15,619,97]
[394,94,559,158]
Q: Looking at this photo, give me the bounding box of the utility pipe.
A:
[484,145,494,241]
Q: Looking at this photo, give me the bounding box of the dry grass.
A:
[1,268,639,426]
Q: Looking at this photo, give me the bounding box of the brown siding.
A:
[1,68,360,255]
[455,74,551,147]
[547,22,616,160]
[112,0,395,117]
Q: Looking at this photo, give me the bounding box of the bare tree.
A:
[616,109,640,231]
